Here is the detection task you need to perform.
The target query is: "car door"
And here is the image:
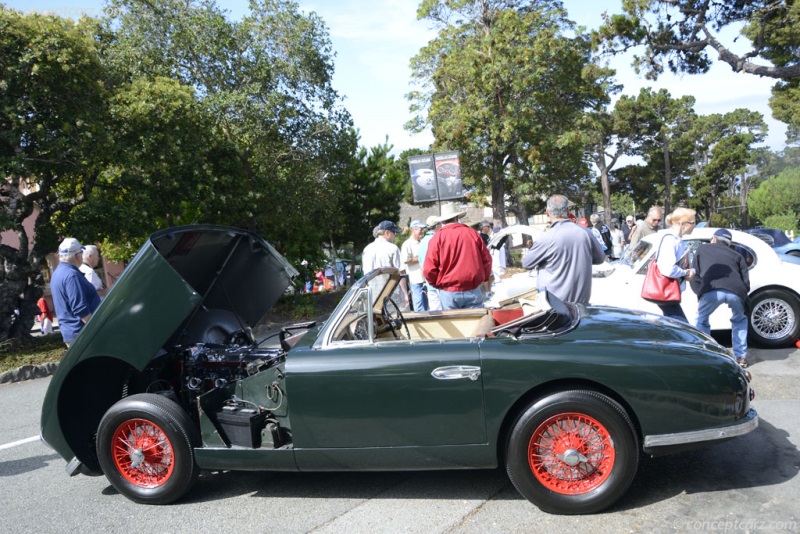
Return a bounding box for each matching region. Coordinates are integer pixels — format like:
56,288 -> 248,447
286,338 -> 486,452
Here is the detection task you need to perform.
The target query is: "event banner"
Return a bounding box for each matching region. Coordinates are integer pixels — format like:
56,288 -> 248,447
433,151 -> 463,201
407,152 -> 463,203
408,154 -> 438,203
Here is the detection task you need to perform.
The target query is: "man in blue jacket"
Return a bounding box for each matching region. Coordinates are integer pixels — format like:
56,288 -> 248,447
50,238 -> 102,347
690,229 -> 751,367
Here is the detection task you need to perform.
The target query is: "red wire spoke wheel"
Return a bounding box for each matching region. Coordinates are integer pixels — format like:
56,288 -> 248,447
506,390 -> 639,515
527,412 -> 615,494
111,418 -> 175,488
98,394 -> 201,504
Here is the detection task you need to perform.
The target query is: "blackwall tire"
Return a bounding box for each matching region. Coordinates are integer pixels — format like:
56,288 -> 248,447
97,393 -> 201,504
749,289 -> 800,348
506,390 -> 639,515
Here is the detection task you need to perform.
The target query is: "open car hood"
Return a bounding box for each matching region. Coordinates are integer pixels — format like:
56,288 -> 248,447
59,225 -> 298,372
149,225 -> 298,327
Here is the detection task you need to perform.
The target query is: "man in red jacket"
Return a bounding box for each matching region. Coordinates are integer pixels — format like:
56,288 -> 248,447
423,203 -> 492,310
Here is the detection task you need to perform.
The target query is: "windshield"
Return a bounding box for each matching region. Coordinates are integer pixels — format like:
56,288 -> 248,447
620,240 -> 653,267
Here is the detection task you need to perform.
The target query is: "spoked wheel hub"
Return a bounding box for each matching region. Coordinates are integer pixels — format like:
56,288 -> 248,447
528,412 -> 615,494
111,418 -> 175,488
752,298 -> 795,340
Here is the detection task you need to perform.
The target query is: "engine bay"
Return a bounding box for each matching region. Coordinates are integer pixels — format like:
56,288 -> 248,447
136,325 -> 306,450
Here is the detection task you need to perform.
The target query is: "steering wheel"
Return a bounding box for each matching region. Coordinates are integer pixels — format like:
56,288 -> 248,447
352,316 -> 369,341
381,296 -> 410,340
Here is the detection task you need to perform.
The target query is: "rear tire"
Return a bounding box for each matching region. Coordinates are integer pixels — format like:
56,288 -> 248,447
97,393 -> 201,504
749,289 -> 800,347
506,390 -> 639,515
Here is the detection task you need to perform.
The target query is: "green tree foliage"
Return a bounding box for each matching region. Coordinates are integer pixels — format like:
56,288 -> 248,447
0,8 -> 108,339
62,76 -> 244,261
595,1 -> 800,142
610,192 -> 637,219
612,88 -> 696,214
748,167 -> 800,230
407,0 -> 611,225
580,93 -> 647,224
763,214 -> 798,233
1,1 -> 357,339
103,0 -> 355,258
611,163 -> 664,217
687,110 -> 766,223
332,140 -> 406,278
596,1 -> 800,80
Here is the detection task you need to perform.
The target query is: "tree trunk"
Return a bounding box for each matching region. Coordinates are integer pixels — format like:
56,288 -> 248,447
516,195 -> 529,227
491,168 -> 507,227
597,142 -> 613,225
662,134 -> 672,216
740,172 -> 750,229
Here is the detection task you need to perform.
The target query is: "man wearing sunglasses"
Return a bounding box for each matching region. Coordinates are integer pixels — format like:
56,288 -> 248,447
628,206 -> 664,250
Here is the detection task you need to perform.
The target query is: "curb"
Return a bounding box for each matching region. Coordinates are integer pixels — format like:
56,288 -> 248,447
0,362 -> 59,384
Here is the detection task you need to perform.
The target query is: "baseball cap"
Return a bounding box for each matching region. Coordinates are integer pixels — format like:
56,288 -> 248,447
59,238 -> 82,258
626,215 -> 634,222
410,220 -> 426,229
713,228 -> 732,243
377,220 -> 401,233
577,218 -> 589,227
425,215 -> 439,227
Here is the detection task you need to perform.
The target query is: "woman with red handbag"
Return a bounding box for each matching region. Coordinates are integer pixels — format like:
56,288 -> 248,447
650,207 -> 697,322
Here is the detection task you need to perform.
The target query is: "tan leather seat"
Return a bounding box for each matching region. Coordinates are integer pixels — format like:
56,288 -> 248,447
471,313 -> 496,337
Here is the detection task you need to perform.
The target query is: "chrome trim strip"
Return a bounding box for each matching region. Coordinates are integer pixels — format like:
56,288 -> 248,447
644,409 -> 758,449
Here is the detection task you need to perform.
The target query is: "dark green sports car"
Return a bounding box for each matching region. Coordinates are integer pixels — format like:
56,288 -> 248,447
40,225 -> 757,514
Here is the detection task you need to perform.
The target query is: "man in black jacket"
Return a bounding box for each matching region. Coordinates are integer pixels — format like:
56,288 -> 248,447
690,229 -> 751,367
589,214 -> 613,258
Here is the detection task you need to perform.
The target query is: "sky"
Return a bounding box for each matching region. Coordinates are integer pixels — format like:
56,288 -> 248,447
7,0 -> 787,155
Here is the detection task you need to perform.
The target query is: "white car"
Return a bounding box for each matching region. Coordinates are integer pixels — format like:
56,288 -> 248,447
486,225 -> 800,347
591,227 -> 800,347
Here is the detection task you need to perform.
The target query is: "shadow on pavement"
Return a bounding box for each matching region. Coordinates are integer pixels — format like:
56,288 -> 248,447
142,414 -> 797,510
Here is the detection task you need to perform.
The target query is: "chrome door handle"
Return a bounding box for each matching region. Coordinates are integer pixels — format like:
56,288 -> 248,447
431,366 -> 482,381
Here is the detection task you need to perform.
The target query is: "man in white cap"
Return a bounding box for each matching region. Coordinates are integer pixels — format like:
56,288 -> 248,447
423,203 -> 492,310
401,220 -> 428,311
79,244 -> 104,292
362,220 -> 402,274
50,238 -> 102,346
622,215 -> 635,250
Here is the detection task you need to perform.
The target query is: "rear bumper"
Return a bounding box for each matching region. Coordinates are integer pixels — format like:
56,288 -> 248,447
643,408 -> 758,450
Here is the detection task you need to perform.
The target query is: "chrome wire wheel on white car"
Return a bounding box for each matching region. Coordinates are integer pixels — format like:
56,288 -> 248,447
749,289 -> 800,347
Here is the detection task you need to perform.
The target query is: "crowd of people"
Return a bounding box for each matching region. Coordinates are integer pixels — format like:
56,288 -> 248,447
354,195 -> 750,367
43,198 -> 751,368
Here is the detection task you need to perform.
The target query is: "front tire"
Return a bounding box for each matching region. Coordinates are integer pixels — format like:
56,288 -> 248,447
749,289 -> 800,347
506,390 -> 639,515
97,393 -> 201,504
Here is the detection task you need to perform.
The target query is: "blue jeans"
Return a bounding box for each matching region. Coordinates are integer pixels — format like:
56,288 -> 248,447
438,287 -> 484,310
409,282 -> 428,312
657,302 -> 688,323
697,290 -> 748,359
